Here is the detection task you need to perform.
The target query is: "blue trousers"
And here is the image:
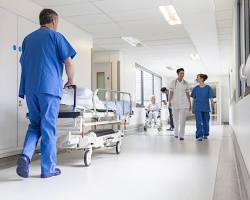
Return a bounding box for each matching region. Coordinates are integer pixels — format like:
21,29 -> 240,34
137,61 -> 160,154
22,93 -> 60,176
195,111 -> 210,139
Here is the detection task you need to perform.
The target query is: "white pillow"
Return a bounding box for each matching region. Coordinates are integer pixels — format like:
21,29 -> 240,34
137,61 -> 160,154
76,87 -> 93,99
61,87 -> 92,105
61,87 -> 106,109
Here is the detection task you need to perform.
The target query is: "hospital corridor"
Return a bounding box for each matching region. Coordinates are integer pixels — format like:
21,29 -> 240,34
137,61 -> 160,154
0,0 -> 250,200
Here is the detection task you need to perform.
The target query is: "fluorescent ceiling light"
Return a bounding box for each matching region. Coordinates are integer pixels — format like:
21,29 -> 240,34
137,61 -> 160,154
190,53 -> 200,61
165,66 -> 175,71
159,5 -> 182,25
121,36 -> 143,47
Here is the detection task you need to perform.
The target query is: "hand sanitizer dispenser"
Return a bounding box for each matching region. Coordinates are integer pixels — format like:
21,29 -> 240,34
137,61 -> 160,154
246,55 -> 250,86
240,54 -> 250,86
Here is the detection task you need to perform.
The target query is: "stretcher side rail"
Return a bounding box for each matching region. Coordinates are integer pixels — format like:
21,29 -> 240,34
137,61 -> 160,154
93,88 -> 133,117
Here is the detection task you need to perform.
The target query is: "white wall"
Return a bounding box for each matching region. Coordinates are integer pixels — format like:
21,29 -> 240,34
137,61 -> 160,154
161,75 -> 169,88
230,96 -> 250,173
229,0 -> 250,175
120,53 -> 145,126
119,53 -> 137,101
92,50 -> 120,90
0,0 -> 92,156
209,75 -> 230,123
0,0 -> 93,88
59,23 -> 92,88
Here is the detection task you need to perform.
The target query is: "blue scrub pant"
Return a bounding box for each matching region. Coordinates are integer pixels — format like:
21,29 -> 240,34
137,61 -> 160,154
22,93 -> 60,176
195,111 -> 210,139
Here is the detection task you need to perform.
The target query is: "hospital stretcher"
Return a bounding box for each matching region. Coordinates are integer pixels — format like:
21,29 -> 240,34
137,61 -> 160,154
57,85 -> 133,166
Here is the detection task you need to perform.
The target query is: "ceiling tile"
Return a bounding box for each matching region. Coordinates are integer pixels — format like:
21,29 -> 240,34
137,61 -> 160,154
93,0 -> 171,12
65,14 -> 112,26
143,38 -> 191,46
31,0 -> 233,76
50,2 -> 101,16
32,0 -> 88,7
117,19 -> 183,35
133,30 -> 189,40
107,8 -> 161,22
94,37 -> 124,45
80,23 -> 123,38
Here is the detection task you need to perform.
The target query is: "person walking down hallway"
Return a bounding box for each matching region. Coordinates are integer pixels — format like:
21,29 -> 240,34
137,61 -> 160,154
16,9 -> 76,178
169,68 -> 191,140
191,74 -> 213,141
161,87 -> 174,131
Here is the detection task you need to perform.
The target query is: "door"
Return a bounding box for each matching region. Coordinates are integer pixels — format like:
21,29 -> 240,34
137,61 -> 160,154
92,62 -> 112,90
17,17 -> 38,148
97,72 -> 105,100
92,62 -> 112,100
97,72 -> 105,89
0,8 -> 18,151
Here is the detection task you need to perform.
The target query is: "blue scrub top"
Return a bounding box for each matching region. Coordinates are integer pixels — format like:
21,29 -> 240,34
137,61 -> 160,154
19,27 -> 77,98
191,85 -> 213,112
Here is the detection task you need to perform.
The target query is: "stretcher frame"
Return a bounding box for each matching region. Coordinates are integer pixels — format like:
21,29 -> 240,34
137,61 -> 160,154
57,86 -> 133,166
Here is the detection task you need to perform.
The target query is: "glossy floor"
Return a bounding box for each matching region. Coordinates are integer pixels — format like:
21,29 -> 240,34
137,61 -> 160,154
0,125 -> 240,200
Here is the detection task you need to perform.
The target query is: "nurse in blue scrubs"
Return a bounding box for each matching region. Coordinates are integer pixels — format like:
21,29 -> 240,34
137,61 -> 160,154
191,74 -> 213,141
16,9 -> 76,178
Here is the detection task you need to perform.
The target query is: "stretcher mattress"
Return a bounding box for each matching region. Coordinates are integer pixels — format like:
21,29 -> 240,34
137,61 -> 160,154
60,87 -> 131,117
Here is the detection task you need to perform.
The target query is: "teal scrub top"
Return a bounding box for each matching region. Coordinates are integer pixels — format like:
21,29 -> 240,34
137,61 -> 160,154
19,27 -> 77,98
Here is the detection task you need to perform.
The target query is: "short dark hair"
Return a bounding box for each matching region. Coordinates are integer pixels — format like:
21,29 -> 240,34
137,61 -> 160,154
176,68 -> 184,74
39,9 -> 58,26
161,87 -> 167,92
198,74 -> 208,81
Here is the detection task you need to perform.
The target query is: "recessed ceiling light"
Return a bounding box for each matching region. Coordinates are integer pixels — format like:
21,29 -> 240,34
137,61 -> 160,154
190,53 -> 200,61
121,37 -> 143,47
159,5 -> 182,25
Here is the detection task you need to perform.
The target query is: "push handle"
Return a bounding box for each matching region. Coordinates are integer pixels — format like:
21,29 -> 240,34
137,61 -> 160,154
65,85 -> 77,109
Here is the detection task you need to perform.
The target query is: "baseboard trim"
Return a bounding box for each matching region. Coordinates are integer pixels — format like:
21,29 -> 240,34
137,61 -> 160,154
231,127 -> 250,200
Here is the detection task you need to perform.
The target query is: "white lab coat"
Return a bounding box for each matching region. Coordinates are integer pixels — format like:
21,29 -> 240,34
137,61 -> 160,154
169,79 -> 190,138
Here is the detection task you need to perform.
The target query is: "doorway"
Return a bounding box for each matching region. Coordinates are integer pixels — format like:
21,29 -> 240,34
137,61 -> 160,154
187,82 -> 220,124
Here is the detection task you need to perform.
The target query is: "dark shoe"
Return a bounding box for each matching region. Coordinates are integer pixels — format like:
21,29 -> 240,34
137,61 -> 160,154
179,138 -> 184,141
203,136 -> 208,140
174,136 -> 178,138
166,128 -> 174,131
197,137 -> 203,141
16,154 -> 30,178
41,168 -> 61,178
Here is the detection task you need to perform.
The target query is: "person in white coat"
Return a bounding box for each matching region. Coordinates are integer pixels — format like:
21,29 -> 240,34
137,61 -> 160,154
169,68 -> 191,140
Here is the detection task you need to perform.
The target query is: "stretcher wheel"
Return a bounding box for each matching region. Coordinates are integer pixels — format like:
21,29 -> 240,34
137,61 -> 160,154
115,141 -> 121,154
83,149 -> 92,167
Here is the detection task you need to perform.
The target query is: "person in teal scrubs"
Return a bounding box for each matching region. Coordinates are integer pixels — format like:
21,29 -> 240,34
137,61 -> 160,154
191,74 -> 213,141
16,9 -> 76,178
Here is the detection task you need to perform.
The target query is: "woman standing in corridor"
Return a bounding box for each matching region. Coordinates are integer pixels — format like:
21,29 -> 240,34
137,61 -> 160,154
191,74 -> 214,141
